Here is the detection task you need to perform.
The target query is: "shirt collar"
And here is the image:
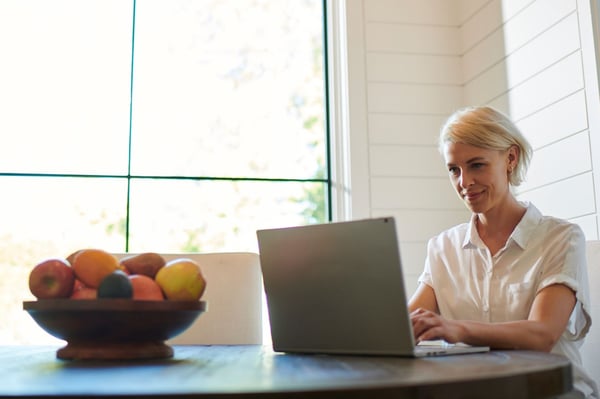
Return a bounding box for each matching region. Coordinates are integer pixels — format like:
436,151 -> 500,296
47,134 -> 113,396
463,214 -> 482,249
510,201 -> 542,249
462,201 -> 541,250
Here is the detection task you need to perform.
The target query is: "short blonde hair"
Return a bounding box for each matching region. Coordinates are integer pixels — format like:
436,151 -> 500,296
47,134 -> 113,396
439,106 -> 532,186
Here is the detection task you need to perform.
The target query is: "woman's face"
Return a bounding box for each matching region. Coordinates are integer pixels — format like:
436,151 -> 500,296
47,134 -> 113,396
443,142 -> 516,215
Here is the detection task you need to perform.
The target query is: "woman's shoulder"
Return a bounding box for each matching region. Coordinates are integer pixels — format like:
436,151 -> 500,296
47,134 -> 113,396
519,209 -> 586,260
536,211 -> 585,239
523,202 -> 585,240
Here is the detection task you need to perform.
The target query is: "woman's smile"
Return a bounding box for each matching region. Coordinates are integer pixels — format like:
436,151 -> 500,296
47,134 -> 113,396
462,189 -> 484,203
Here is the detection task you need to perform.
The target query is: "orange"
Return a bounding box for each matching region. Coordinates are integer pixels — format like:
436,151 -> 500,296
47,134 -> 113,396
71,249 -> 119,288
65,249 -> 83,265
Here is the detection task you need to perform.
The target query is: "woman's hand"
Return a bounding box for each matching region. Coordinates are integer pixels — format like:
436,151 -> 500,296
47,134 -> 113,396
410,308 -> 465,344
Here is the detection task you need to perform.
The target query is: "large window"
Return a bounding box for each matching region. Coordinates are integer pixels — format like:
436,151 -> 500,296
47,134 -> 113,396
0,0 -> 328,343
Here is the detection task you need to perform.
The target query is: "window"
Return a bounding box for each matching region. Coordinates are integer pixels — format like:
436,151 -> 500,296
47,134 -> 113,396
0,0 -> 328,343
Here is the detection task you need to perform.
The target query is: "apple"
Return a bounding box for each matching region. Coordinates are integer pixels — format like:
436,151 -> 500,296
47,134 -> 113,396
155,258 -> 206,301
28,258 -> 75,299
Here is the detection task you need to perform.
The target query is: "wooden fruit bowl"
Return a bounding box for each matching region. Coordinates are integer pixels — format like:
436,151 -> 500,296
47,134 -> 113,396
23,299 -> 207,360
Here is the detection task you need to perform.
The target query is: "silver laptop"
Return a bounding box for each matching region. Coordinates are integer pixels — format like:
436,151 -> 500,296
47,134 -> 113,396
257,217 -> 489,357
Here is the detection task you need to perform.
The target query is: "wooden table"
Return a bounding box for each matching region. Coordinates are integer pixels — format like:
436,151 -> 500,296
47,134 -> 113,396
0,345 -> 572,398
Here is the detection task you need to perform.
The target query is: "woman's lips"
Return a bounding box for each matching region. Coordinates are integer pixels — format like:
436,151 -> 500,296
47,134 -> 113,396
463,190 -> 482,202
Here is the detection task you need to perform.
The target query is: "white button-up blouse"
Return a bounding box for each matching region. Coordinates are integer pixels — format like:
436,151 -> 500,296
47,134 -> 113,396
418,202 -> 597,397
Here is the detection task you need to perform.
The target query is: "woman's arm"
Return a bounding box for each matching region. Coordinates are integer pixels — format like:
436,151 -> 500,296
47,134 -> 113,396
408,283 -> 438,314
410,283 -> 576,352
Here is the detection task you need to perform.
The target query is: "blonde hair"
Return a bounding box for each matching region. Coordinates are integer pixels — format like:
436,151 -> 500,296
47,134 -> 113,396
439,106 -> 532,186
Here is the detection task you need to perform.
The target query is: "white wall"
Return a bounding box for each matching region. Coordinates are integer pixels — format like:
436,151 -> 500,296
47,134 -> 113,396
339,0 -> 600,294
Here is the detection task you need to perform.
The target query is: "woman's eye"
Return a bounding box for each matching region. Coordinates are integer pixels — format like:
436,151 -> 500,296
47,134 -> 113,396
471,163 -> 484,169
448,167 -> 459,176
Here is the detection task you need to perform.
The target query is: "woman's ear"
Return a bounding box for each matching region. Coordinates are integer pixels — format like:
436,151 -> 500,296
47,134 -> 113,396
507,145 -> 519,168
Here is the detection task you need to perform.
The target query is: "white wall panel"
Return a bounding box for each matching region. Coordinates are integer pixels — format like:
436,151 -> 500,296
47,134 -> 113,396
464,62 -> 509,105
460,0 -> 535,52
517,172 -> 596,219
501,0 -> 575,54
462,0 -> 576,82
490,51 -> 584,120
403,274 -> 421,300
399,241 -> 428,294
460,0 -> 504,52
503,12 -> 580,87
366,23 -> 460,54
516,90 -> 588,150
367,53 -> 461,84
464,12 -> 581,104
365,0 -> 459,25
369,114 -> 445,145
371,177 -> 463,210
522,131 -> 592,190
499,0 -> 536,22
368,83 -> 462,114
372,209 -> 470,243
572,214 -> 599,241
578,0 -> 600,241
370,145 -> 447,177
457,0 -> 492,25
462,29 -> 506,82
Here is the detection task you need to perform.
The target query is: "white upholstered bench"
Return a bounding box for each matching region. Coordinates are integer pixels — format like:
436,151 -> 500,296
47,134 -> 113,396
582,241 -> 600,387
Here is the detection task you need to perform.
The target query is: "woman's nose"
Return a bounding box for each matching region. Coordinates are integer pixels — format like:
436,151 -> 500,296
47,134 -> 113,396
459,171 -> 472,188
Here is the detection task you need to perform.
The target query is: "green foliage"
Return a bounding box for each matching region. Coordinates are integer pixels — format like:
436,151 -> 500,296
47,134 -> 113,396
294,184 -> 326,224
181,229 -> 203,253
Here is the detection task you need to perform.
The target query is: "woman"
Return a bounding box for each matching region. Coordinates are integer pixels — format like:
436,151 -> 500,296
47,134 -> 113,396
409,106 -> 597,398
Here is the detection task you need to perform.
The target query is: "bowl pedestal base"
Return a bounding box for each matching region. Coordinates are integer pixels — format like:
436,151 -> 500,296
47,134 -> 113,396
57,341 -> 174,360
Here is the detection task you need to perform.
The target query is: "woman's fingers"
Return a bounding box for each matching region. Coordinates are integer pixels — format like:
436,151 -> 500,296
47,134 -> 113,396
410,308 -> 463,343
410,308 -> 439,340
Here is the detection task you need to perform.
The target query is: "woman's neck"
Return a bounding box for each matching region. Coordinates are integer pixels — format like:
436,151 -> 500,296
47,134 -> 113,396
476,197 -> 527,255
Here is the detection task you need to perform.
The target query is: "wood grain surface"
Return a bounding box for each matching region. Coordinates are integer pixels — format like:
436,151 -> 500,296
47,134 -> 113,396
0,345 -> 572,398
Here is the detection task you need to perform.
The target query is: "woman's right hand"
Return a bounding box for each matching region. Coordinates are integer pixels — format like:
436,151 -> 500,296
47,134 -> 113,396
410,307 -> 465,344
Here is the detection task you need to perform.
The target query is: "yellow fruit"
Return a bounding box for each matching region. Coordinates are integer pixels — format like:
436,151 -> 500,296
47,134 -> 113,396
155,258 -> 206,301
71,249 -> 119,288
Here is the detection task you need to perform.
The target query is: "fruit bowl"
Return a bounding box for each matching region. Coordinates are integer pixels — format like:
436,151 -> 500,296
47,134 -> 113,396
23,299 -> 207,360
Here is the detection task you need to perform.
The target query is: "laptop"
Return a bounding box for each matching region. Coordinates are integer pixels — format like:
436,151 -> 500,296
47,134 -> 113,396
256,217 -> 489,357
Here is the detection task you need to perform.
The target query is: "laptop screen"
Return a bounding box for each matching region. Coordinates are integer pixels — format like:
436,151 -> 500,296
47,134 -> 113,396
257,217 -> 417,356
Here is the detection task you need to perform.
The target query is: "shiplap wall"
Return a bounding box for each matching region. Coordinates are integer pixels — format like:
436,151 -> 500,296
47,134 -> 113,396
343,0 -> 600,295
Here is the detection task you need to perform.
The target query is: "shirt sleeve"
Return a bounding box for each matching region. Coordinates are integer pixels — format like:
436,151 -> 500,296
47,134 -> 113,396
417,238 -> 434,288
537,223 -> 592,341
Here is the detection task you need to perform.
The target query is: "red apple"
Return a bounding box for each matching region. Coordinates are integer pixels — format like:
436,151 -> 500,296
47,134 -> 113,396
28,258 -> 75,299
